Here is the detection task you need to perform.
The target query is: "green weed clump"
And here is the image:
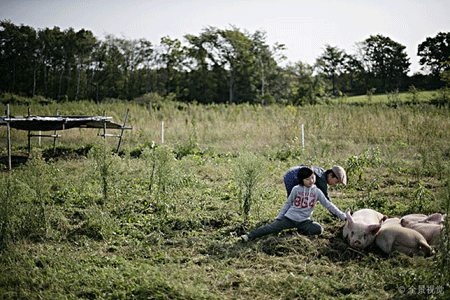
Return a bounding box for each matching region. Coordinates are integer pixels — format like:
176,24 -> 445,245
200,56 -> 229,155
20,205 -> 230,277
0,174 -> 20,249
142,144 -> 177,213
436,179 -> 450,293
344,147 -> 381,187
233,151 -> 266,222
0,150 -> 53,249
89,143 -> 115,203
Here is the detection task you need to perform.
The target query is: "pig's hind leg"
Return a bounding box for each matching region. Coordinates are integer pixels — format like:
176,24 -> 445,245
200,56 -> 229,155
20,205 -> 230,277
375,233 -> 394,254
392,239 -> 432,256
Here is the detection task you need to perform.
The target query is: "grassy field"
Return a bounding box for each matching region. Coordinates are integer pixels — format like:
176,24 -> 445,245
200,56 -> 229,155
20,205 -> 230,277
1,91 -> 450,299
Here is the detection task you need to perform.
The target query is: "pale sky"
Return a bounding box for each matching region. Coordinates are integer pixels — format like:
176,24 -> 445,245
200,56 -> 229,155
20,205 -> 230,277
1,0 -> 449,74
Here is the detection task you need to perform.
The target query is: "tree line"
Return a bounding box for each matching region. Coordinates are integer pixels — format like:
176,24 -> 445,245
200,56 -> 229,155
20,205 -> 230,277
1,20 -> 449,105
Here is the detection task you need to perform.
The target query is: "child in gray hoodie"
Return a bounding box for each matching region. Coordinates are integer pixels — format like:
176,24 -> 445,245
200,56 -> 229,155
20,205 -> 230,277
241,166 -> 346,242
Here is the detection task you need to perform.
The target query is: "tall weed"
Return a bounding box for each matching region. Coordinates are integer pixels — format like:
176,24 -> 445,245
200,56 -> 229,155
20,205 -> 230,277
21,149 -> 54,202
438,179 -> 450,286
344,147 -> 381,186
17,149 -> 54,240
233,151 -> 266,221
142,144 -> 176,213
0,150 -> 52,249
410,184 -> 437,213
89,143 -> 119,203
430,86 -> 450,108
0,174 -> 20,249
407,85 -> 421,102
173,119 -> 202,159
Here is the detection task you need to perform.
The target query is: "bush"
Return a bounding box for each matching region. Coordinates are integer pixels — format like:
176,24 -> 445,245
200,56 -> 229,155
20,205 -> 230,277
0,174 -> 20,249
344,147 -> 381,186
233,151 -> 266,221
0,166 -> 49,249
142,144 -> 176,213
88,143 -> 123,203
430,87 -> 450,108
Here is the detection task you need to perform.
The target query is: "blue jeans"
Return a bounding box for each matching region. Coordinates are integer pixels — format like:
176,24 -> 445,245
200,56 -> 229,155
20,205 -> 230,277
247,217 -> 323,240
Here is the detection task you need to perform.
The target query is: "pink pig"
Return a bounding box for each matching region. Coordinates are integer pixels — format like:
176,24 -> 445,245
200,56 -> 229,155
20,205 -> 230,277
376,218 -> 432,256
400,213 -> 444,224
343,208 -> 387,249
400,213 -> 445,245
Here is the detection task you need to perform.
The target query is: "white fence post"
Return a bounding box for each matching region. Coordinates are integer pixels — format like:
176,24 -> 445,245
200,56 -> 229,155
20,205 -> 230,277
301,124 -> 304,150
6,104 -> 11,170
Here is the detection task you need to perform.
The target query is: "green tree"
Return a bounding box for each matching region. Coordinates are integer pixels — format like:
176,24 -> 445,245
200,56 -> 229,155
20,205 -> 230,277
73,29 -> 97,101
282,61 -> 323,105
418,32 -> 450,76
0,21 -> 38,96
316,44 -> 346,96
357,34 -> 410,92
206,26 -> 246,104
157,36 -> 187,97
197,26 -> 256,104
186,25 -> 281,104
184,32 -> 221,103
38,26 -> 66,99
252,30 -> 285,104
97,35 -> 126,99
98,36 -> 154,100
341,53 -> 366,94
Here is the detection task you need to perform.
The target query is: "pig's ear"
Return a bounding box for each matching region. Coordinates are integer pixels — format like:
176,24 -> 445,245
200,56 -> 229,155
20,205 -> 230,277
422,213 -> 443,223
400,218 -> 406,226
345,208 -> 353,225
368,224 -> 381,235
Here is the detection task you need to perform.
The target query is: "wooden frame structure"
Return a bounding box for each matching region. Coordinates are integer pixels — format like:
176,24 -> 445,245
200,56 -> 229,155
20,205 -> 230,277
1,104 -> 132,170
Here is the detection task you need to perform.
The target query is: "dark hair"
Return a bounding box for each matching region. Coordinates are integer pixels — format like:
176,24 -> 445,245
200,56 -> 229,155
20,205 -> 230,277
297,166 -> 314,185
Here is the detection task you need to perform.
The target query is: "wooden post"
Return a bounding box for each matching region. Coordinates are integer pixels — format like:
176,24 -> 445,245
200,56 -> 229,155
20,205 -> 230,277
102,110 -> 107,141
27,107 -> 31,155
6,104 -> 11,170
116,109 -> 129,154
53,109 -> 58,153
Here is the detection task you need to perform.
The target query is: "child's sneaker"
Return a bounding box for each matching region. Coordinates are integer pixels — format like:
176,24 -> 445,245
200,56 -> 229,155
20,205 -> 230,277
240,234 -> 249,242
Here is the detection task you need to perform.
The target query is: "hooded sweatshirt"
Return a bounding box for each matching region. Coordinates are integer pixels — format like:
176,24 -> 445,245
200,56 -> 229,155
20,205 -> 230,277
276,184 -> 346,222
284,165 -> 330,200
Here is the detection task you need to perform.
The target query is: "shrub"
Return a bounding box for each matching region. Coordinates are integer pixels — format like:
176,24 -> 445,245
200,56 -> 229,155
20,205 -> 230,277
430,86 -> 450,108
173,119 -> 202,159
0,163 -> 49,249
344,147 -> 381,186
233,151 -> 266,221
271,137 -> 304,161
142,144 -> 176,213
0,174 -> 20,250
88,143 -> 120,203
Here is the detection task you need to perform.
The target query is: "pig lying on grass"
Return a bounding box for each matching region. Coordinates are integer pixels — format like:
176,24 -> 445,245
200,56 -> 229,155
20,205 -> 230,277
376,218 -> 432,256
343,209 -> 435,256
400,213 -> 445,246
400,213 -> 445,225
343,208 -> 387,249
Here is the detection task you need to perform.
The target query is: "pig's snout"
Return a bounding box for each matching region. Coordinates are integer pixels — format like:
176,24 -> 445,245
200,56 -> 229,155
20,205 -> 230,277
352,240 -> 362,247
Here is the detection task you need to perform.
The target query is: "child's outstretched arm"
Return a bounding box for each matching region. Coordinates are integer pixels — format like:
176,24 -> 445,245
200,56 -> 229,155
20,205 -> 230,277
318,191 -> 346,221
